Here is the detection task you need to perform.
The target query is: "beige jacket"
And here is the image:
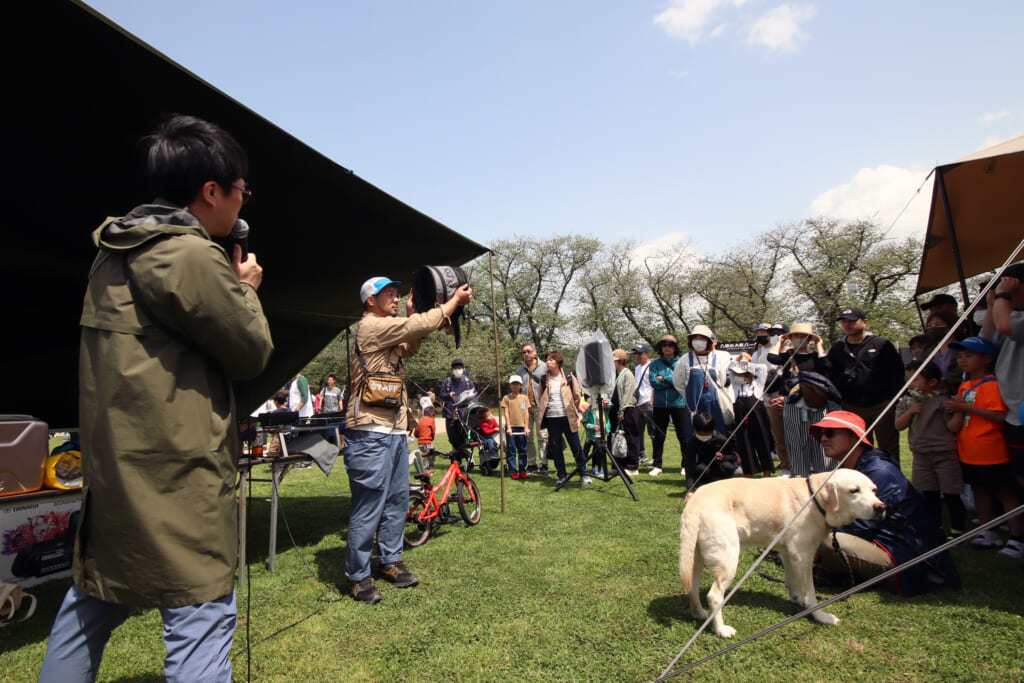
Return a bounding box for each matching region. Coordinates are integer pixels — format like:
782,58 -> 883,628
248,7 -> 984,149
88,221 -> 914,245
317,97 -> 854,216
346,308 -> 448,431
528,369 -> 582,432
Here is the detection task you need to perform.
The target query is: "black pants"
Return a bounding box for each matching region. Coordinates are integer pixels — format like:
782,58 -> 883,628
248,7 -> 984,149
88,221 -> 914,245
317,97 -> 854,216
652,406 -> 687,469
610,406 -> 642,470
446,417 -> 468,450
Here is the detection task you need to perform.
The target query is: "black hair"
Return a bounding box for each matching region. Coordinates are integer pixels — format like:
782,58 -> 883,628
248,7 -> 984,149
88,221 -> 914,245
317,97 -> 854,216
906,360 -> 943,382
693,412 -> 715,433
327,373 -> 338,381
273,391 -> 288,405
908,335 -> 929,348
143,114 -> 248,206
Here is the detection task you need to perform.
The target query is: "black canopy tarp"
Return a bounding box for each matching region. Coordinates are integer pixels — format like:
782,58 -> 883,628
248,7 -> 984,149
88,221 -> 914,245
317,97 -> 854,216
4,0 -> 487,427
916,135 -> 1024,300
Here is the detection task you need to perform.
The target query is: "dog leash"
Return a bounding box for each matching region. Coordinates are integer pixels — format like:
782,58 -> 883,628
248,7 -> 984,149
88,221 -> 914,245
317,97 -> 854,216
805,477 -> 857,592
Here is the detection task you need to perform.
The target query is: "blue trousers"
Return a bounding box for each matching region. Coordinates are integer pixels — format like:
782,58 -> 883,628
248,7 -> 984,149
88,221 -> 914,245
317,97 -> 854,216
38,584 -> 235,683
343,429 -> 409,581
506,428 -> 527,473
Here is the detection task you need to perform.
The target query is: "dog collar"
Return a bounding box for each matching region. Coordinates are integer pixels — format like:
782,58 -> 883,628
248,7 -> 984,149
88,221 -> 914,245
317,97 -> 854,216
806,477 -> 831,526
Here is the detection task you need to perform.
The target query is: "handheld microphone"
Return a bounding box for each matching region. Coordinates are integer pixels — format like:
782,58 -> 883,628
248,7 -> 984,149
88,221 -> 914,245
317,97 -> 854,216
231,218 -> 250,261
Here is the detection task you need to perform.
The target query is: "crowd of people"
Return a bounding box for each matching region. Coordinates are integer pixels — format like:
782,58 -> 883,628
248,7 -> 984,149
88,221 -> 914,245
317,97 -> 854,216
417,282 -> 1022,597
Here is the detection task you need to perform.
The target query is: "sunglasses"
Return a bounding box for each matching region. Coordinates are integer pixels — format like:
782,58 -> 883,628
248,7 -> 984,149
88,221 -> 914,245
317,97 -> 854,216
819,428 -> 848,438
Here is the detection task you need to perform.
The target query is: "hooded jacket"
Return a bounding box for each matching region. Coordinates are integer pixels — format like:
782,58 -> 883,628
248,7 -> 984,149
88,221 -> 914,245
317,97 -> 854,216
74,203 -> 274,607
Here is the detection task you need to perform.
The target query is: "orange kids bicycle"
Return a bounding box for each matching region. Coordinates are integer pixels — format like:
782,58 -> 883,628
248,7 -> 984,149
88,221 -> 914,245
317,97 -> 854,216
404,449 -> 482,547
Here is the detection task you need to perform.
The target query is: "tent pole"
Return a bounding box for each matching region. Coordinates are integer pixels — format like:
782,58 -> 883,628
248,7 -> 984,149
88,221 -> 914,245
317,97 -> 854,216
489,250 -> 505,514
936,171 -> 972,305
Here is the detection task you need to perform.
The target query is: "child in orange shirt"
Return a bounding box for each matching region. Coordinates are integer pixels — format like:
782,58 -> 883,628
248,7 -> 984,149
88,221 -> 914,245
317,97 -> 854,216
414,406 -> 436,471
945,337 -> 1023,557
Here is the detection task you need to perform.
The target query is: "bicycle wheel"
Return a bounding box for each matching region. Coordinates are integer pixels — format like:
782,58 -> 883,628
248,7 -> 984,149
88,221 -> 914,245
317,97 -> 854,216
404,490 -> 432,548
456,478 -> 482,526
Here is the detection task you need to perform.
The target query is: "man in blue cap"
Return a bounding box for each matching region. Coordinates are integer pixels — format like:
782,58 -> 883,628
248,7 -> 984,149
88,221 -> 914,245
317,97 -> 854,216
344,275 -> 471,603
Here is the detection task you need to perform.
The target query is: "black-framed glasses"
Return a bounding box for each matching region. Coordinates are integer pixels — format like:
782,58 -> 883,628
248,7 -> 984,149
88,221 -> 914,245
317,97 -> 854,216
231,182 -> 252,205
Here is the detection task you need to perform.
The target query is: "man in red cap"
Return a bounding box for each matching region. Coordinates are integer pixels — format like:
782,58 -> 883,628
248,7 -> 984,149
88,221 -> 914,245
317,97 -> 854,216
810,411 -> 959,597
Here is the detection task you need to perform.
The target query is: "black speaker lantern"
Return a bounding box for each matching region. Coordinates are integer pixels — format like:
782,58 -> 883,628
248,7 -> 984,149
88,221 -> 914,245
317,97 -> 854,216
411,265 -> 469,347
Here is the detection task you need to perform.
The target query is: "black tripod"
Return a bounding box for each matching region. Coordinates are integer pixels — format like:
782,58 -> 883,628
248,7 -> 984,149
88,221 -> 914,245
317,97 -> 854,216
553,392 -> 639,501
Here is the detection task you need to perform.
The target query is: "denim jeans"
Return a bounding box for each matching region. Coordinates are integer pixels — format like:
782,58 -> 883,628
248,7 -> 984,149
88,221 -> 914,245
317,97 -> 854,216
544,416 -> 586,477
39,585 -> 235,683
506,428 -> 527,472
343,429 -> 409,581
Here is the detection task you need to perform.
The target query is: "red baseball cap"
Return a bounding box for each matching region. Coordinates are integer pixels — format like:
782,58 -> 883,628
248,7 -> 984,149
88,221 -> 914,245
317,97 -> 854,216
809,410 -> 873,447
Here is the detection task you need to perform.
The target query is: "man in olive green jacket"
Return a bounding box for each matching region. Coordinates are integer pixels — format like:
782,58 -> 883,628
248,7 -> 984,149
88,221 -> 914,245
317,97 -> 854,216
40,115 -> 273,683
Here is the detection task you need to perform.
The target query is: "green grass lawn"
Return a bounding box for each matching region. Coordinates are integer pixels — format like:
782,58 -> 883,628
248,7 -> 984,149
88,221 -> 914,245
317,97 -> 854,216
4,431 -> 1023,682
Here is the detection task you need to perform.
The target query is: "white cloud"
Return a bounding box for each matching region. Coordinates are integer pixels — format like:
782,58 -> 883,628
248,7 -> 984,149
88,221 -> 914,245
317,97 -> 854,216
745,4 -> 817,51
979,110 -> 1011,125
653,0 -> 748,45
810,164 -> 933,240
631,231 -> 696,262
979,132 -> 1023,151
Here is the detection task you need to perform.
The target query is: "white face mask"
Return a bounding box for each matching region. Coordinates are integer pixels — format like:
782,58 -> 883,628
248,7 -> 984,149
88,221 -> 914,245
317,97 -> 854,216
691,340 -> 708,353
695,433 -> 712,442
973,310 -> 987,327
770,334 -> 781,345
453,368 -> 464,379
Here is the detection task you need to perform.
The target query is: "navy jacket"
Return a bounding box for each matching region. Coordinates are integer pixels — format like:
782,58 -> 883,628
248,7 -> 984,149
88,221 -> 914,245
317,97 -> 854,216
842,449 -> 961,597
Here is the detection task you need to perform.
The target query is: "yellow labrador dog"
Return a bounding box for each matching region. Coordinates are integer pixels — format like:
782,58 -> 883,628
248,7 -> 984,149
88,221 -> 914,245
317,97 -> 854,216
679,470 -> 885,638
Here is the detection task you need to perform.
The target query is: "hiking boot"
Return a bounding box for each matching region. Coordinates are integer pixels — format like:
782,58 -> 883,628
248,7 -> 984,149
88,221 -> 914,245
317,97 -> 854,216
997,539 -> 1024,559
348,577 -> 382,603
649,467 -> 663,477
379,561 -> 419,588
970,530 -> 1003,548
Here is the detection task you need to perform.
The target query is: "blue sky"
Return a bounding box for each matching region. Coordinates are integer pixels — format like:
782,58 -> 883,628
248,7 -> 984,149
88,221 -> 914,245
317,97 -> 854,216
85,1 -> 1024,254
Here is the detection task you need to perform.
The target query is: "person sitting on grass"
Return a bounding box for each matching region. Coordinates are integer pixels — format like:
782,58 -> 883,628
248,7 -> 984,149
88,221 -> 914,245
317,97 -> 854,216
683,412 -> 738,500
944,336 -> 1024,559
811,411 -> 961,597
894,361 -> 965,537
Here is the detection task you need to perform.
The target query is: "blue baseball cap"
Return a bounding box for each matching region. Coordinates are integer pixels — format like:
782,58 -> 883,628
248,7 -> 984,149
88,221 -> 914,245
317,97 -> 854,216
755,323 -> 770,331
948,336 -> 999,357
360,276 -> 402,303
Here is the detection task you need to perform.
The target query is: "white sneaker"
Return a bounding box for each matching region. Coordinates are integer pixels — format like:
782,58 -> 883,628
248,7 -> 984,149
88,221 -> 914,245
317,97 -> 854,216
624,469 -> 639,477
777,469 -> 793,478
997,539 -> 1024,559
970,530 -> 1003,548
649,467 -> 662,477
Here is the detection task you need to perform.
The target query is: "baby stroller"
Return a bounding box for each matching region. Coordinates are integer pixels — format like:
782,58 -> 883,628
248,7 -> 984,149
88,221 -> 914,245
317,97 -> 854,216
448,397 -> 501,475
